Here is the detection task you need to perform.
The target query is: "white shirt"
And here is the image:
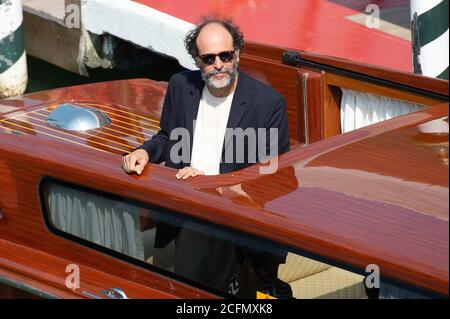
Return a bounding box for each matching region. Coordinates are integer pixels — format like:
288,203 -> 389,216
190,86 -> 234,175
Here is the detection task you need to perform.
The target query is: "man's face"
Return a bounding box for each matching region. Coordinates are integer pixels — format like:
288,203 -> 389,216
196,23 -> 239,90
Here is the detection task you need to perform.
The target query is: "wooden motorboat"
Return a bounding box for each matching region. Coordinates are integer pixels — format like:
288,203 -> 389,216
0,42 -> 448,299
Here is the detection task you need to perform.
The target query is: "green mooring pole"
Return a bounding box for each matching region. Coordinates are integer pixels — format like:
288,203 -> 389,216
0,0 -> 28,98
411,0 -> 449,80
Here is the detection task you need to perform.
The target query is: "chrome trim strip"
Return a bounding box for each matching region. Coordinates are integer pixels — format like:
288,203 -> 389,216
81,291 -> 103,299
303,73 -> 310,145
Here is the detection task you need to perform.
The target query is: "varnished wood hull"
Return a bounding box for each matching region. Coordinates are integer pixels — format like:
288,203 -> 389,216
0,43 -> 448,298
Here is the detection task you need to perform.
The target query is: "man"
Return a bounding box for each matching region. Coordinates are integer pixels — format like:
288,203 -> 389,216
122,18 -> 290,295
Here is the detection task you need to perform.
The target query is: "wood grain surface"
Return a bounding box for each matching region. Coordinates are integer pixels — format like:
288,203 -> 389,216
0,51 -> 448,298
0,78 -> 447,296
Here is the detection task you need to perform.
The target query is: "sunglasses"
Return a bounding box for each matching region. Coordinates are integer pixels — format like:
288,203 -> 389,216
198,51 -> 235,65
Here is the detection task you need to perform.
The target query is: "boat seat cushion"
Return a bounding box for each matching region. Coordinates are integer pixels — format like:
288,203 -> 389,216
278,252 -> 367,299
289,266 -> 367,299
278,253 -> 332,283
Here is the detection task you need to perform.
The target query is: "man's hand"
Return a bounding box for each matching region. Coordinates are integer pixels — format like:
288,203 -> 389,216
176,167 -> 205,180
122,149 -> 150,175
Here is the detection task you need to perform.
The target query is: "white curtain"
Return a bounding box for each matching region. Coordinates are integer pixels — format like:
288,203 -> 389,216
340,88 -> 426,133
48,184 -> 145,261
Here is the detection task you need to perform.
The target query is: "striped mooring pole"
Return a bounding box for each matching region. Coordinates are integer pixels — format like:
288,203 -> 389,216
0,0 -> 28,98
411,0 -> 449,80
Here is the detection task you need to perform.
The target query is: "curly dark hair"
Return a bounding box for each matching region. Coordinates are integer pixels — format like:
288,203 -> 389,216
184,18 -> 245,59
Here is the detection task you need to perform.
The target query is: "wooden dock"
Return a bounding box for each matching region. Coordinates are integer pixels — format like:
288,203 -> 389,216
23,0 -> 83,74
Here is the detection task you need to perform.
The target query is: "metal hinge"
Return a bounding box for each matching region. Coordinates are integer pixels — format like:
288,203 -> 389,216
81,287 -> 129,299
282,50 -> 302,67
100,287 -> 129,299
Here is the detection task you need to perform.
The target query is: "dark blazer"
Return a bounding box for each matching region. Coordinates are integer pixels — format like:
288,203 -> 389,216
139,70 -> 290,173
138,70 -> 291,291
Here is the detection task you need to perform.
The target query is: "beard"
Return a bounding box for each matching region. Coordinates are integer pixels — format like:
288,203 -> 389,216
201,61 -> 239,89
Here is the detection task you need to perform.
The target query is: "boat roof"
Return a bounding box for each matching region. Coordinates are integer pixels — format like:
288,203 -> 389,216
133,0 -> 412,71
0,79 -> 448,295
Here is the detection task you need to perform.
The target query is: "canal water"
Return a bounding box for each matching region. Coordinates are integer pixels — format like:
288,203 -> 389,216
25,54 -> 185,94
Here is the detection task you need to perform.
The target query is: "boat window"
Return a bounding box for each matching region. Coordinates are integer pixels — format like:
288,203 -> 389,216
40,179 -> 433,299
